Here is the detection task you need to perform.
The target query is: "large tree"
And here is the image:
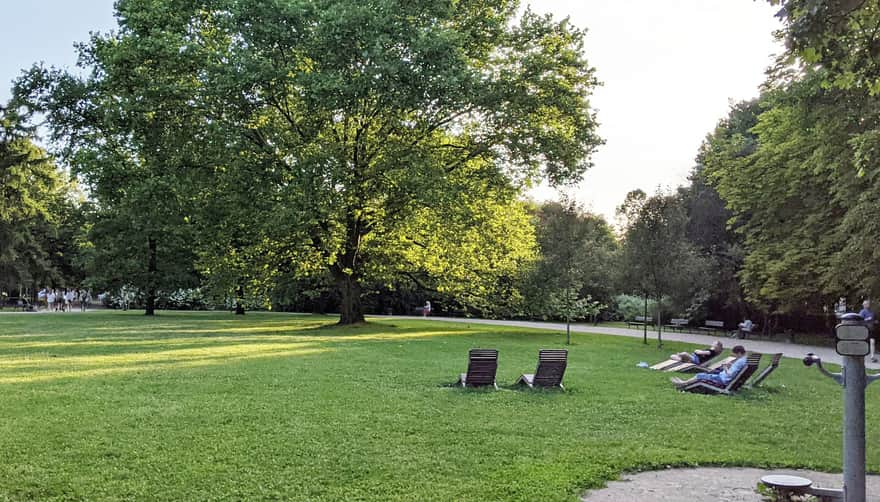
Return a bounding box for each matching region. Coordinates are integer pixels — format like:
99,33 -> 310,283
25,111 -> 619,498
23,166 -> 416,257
522,199 -> 615,341
618,190 -> 702,346
129,0 -> 603,323
15,5 -> 208,314
0,105 -> 74,294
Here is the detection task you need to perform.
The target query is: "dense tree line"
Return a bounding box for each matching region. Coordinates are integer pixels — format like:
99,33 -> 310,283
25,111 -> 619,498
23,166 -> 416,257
4,0 -> 878,337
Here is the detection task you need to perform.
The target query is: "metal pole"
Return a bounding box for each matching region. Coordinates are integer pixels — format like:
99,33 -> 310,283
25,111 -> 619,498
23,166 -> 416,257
843,356 -> 866,502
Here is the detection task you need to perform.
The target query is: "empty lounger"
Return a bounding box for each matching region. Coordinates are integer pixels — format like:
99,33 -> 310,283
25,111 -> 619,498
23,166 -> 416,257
516,349 -> 568,389
456,349 -> 499,389
749,352 -> 782,388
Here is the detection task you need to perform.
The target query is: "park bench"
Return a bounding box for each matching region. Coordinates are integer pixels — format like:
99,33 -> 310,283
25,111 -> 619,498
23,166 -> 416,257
2,297 -> 32,311
664,318 -> 689,332
456,349 -> 499,389
626,316 -> 653,328
733,323 -> 760,339
698,320 -> 725,333
515,349 -> 567,390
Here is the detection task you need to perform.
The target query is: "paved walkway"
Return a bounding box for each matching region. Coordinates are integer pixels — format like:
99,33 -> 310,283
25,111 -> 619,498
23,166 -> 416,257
580,467 -> 880,501
381,316 -> 880,370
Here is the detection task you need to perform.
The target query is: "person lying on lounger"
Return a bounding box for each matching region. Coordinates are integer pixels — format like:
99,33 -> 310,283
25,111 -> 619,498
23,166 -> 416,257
670,345 -> 746,387
670,340 -> 723,365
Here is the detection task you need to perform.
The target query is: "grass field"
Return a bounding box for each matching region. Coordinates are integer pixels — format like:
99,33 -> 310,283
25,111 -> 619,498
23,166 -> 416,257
0,311 -> 876,501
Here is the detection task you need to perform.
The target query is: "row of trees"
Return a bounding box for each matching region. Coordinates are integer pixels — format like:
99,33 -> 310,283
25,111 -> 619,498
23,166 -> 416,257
5,0 -> 878,337
4,0 -> 602,322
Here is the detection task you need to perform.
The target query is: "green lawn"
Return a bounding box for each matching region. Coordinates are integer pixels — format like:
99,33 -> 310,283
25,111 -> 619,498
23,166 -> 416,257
0,311 -> 875,501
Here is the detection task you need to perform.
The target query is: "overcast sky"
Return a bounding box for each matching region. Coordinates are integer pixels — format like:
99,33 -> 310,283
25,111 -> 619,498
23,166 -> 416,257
0,1 -> 782,222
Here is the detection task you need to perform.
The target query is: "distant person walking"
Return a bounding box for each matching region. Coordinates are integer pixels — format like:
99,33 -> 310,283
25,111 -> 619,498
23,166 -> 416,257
860,300 -> 876,362
37,287 -> 47,312
423,300 -> 431,318
47,290 -> 56,312
737,319 -> 753,339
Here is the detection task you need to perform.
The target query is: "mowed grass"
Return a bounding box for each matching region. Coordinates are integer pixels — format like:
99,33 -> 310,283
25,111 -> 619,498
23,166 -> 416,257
0,312 -> 876,501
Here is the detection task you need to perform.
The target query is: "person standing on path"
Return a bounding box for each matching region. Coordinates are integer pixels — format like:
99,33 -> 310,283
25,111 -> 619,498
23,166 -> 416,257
423,300 -> 431,318
859,299 -> 876,362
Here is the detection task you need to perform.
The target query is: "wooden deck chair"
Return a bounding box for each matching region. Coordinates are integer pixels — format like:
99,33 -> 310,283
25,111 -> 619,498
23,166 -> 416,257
650,358 -> 687,371
672,355 -> 737,373
515,349 -> 568,389
748,352 -> 782,388
651,354 -> 732,373
676,353 -> 762,395
456,349 -> 499,389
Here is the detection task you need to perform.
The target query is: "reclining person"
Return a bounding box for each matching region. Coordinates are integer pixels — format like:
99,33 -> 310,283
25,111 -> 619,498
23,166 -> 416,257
671,345 -> 747,387
670,340 -> 723,365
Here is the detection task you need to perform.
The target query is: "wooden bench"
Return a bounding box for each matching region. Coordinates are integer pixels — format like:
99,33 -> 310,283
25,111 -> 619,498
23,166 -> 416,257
698,320 -> 725,333
2,298 -> 32,312
626,316 -> 653,328
664,318 -> 689,332
733,323 -> 760,339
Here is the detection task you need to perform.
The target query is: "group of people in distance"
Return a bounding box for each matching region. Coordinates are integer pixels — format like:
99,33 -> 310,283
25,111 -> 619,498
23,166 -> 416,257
668,340 -> 748,388
36,287 -> 92,312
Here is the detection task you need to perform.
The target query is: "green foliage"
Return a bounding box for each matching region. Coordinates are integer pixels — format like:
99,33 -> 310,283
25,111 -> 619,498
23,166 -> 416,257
617,190 -> 704,316
612,294 -> 657,321
63,0 -> 602,323
702,71 -> 880,314
769,0 -> 880,94
0,105 -> 77,291
0,312 -> 875,500
522,200 -> 617,320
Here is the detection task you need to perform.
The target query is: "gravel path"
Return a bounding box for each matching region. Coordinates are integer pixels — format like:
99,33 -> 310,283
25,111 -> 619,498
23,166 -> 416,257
580,468 -> 880,501
382,315 -> 880,370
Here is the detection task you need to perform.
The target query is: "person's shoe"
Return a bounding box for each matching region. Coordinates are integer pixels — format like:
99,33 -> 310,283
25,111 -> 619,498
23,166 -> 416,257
670,377 -> 685,385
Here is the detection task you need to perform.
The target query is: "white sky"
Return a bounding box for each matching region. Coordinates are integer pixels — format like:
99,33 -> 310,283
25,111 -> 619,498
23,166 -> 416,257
0,1 -> 782,222
528,1 -> 783,221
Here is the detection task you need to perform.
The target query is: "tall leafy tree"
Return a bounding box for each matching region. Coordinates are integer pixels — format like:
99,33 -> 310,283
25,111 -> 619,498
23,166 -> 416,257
160,0 -> 603,324
0,105 -> 73,294
618,190 -> 701,346
15,4 -> 206,314
523,199 -> 615,342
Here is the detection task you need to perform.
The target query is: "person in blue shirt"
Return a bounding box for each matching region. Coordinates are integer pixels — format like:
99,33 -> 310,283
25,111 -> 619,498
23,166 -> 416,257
859,299 -> 874,325
860,300 -> 876,362
671,345 -> 747,387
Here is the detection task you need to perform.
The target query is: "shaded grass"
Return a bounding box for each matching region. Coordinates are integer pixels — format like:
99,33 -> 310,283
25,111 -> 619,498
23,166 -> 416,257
0,311 -> 875,501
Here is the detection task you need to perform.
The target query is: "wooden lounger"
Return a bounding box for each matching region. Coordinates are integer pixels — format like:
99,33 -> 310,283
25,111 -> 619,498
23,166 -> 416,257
676,353 -> 762,395
748,352 -> 782,388
515,349 -> 567,389
456,349 -> 499,389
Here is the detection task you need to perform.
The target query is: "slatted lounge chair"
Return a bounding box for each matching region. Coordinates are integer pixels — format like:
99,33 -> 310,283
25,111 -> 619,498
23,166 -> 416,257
675,353 -> 762,395
748,352 -> 782,388
651,354 -> 734,373
515,349 -> 568,389
670,355 -> 737,373
456,349 -> 499,389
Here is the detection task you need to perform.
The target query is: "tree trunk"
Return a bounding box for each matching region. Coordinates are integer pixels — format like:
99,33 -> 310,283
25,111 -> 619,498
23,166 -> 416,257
335,267 -> 365,325
235,284 -> 245,315
656,295 -> 662,348
643,293 -> 648,344
566,316 -> 571,345
145,236 -> 157,316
